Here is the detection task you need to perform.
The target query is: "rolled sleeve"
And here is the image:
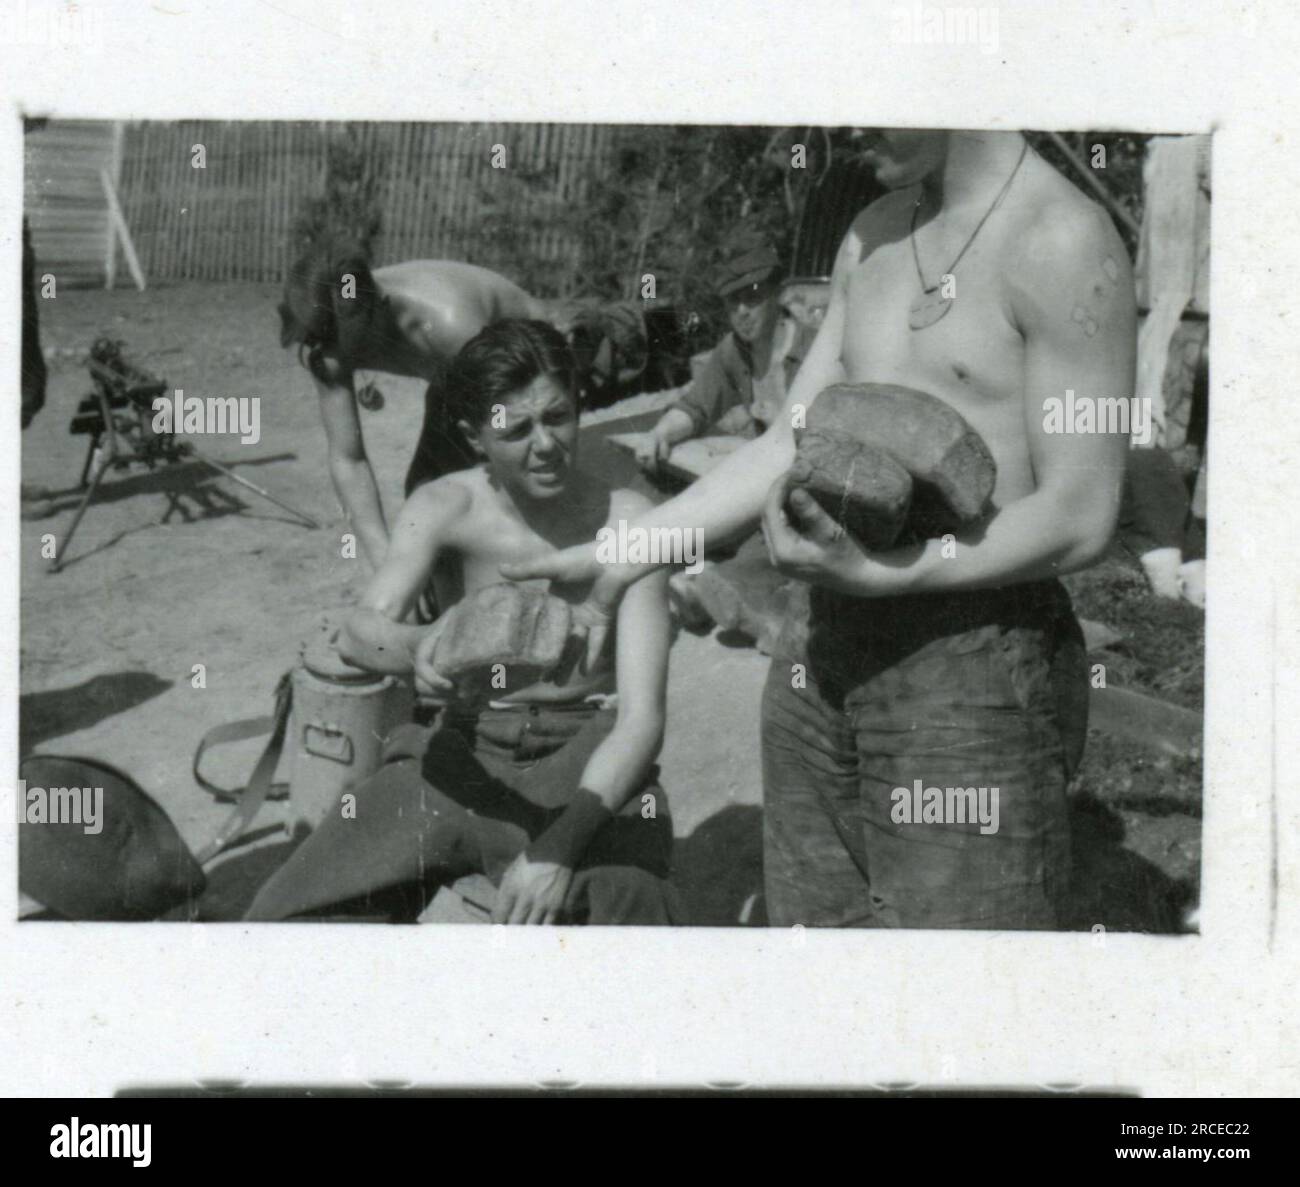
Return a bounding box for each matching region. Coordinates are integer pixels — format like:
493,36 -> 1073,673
669,335 -> 747,435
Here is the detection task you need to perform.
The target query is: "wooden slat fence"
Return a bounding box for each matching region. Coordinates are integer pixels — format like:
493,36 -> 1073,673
108,120 -> 617,293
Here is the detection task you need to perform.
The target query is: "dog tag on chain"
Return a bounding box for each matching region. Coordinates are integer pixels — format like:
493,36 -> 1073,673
908,286 -> 953,330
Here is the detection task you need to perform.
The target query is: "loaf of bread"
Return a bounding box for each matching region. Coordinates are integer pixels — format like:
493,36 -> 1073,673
788,431 -> 913,550
806,383 -> 997,535
432,583 -> 572,698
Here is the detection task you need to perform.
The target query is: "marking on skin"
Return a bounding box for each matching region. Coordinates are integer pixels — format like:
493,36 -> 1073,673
1073,255 -> 1120,336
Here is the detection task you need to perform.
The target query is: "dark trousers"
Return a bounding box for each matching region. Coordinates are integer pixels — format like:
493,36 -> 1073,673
246,703 -> 680,924
760,581 -> 1087,930
404,377 -> 476,497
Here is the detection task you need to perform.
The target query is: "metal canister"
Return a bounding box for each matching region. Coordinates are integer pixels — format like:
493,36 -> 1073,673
287,636 -> 413,833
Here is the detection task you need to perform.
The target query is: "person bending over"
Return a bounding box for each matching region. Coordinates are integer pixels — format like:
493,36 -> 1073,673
246,319 -> 679,925
506,130 -> 1136,931
278,236 -> 544,568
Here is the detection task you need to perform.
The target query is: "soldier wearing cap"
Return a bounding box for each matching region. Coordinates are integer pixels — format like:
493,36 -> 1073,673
635,226 -> 812,472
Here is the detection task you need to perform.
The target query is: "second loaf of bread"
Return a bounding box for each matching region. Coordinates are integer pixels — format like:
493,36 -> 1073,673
432,583 -> 572,697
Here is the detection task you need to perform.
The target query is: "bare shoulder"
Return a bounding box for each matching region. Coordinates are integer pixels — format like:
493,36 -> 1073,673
1007,170 -> 1135,332
393,468 -> 479,539
375,260 -> 497,309
1012,165 -> 1133,287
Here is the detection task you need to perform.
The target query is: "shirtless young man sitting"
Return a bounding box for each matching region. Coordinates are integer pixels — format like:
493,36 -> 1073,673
279,239 -> 545,568
247,319 -> 678,925
508,130 -> 1137,929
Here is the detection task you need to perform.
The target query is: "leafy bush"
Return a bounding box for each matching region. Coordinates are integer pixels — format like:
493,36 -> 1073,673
288,125 -> 386,262
288,124 -> 1154,346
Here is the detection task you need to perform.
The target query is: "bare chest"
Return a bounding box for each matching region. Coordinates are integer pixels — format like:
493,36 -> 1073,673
456,506 -> 601,607
839,233 -> 1039,502
842,234 -> 1024,411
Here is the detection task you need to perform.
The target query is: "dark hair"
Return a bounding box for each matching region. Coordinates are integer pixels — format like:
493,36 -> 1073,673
277,235 -> 378,383
445,319 -> 578,429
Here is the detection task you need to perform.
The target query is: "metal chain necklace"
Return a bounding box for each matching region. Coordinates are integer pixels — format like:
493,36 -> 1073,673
907,139 -> 1029,331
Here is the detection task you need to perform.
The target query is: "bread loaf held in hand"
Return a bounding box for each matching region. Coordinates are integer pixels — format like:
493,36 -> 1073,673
798,383 -> 998,540
787,433 -> 913,550
432,583 -> 572,700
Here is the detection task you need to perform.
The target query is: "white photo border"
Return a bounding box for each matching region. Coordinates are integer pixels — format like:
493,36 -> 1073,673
1,0 -> 1296,1096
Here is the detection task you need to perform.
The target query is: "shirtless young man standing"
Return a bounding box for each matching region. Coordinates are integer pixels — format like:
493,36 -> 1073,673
508,130 -> 1137,929
279,240 -> 544,568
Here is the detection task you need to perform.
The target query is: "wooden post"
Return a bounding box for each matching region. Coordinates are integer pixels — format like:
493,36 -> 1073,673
100,167 -> 146,291
105,121 -> 124,288
1133,135 -> 1202,449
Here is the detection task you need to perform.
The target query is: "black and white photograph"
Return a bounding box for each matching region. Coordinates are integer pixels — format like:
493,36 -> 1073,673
17,118 -> 1209,931
2,0 -> 1296,1116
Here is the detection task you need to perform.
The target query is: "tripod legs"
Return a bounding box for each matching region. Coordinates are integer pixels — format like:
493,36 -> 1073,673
77,433 -> 101,489
186,448 -> 321,529
48,452 -> 114,573
47,443 -> 321,574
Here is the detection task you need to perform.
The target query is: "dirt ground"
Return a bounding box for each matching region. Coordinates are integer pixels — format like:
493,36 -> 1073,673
20,280 -> 1200,929
20,280 -> 769,923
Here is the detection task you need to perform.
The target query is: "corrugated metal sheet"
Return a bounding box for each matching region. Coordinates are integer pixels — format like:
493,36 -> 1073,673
790,156 -> 885,279
24,120 -> 121,289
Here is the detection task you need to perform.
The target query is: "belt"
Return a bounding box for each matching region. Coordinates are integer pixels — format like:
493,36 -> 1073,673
444,691 -> 618,721
481,692 -> 617,714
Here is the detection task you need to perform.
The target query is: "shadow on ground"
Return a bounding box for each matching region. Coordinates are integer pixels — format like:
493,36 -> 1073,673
670,804 -> 766,926
1062,792 -> 1197,933
25,452 -> 318,569
20,671 -> 173,756
22,451 -> 301,517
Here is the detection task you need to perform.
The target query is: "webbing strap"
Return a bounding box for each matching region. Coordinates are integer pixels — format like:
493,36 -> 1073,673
194,674 -> 293,866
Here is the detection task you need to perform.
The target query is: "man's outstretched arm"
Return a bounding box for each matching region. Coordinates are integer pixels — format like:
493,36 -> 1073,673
501,225 -> 858,649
